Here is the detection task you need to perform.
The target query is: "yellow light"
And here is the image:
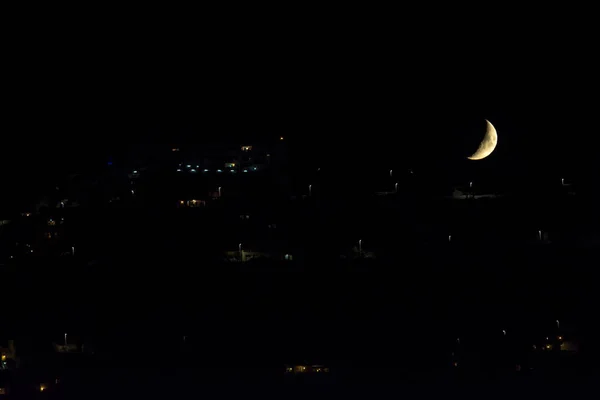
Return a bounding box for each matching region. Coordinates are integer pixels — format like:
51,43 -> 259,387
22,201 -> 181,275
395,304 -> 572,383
280,136 -> 284,140
40,384 -> 46,392
1,355 -> 5,361
558,336 -> 563,340
546,344 -> 552,349
231,163 -> 235,167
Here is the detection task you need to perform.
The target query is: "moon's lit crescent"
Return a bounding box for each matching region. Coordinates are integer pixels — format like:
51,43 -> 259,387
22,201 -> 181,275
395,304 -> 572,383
467,120 -> 498,160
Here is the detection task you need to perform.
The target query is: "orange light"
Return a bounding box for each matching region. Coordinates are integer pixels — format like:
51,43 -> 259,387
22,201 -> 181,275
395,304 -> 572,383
1,355 -> 6,361
40,384 -> 46,392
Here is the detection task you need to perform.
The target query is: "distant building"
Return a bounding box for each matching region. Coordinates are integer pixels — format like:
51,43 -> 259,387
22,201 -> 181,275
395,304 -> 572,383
178,199 -> 206,208
0,340 -> 17,369
53,343 -> 80,353
224,249 -> 269,262
285,364 -> 330,374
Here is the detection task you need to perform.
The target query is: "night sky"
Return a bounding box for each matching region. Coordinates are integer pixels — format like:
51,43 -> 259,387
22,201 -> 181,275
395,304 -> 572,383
3,28 -> 597,191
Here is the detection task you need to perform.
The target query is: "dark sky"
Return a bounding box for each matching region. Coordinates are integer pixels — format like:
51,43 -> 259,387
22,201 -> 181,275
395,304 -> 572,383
2,22 -> 597,186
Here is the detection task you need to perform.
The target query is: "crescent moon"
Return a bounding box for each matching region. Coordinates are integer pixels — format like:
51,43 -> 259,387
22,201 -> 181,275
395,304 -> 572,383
467,120 -> 498,160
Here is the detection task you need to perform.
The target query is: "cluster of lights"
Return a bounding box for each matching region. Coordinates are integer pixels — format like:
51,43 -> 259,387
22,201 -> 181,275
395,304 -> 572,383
177,165 -> 259,173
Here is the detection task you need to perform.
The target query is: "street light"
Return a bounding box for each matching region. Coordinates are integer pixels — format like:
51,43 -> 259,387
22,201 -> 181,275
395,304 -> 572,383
395,182 -> 398,193
239,243 -> 243,261
309,184 -> 312,196
556,320 -> 560,329
502,330 -> 507,336
64,333 -> 68,346
389,169 -> 393,177
358,239 -> 362,255
218,187 -> 222,197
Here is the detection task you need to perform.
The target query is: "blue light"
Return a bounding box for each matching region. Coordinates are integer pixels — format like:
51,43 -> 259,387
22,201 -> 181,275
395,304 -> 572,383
177,169 -> 182,172
203,169 -> 209,172
107,161 -> 113,166
217,169 -> 222,173
253,167 -> 257,170
243,169 -> 248,173
191,169 -> 197,172
186,165 -> 191,168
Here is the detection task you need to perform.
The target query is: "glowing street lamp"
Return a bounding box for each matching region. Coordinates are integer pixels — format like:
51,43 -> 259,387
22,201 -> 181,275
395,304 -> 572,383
556,320 -> 560,329
218,187 -> 222,197
389,169 -> 393,177
395,182 -> 398,193
502,330 -> 507,336
358,239 -> 362,255
309,184 -> 312,196
64,333 -> 68,346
